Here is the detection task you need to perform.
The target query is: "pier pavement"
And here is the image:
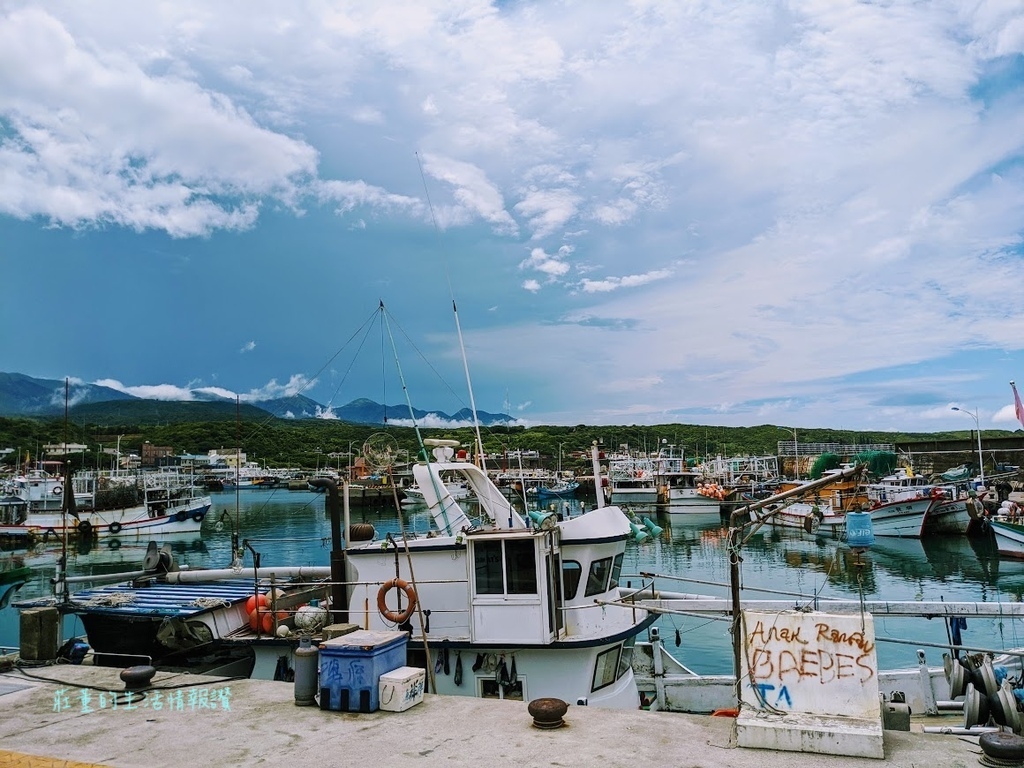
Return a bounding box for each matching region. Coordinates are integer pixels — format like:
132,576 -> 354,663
0,664 -> 984,767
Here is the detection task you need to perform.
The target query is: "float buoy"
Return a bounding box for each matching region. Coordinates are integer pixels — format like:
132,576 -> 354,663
377,578 -> 418,624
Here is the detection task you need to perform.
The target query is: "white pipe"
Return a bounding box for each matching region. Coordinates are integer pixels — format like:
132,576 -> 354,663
62,570 -> 148,585
591,441 -> 605,509
165,567 -> 332,583
344,479 -> 351,547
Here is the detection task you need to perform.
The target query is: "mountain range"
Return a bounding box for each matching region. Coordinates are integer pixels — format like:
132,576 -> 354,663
0,373 -> 513,427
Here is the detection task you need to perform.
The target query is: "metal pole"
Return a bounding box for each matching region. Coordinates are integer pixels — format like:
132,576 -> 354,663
309,477 -> 348,624
975,409 -> 985,486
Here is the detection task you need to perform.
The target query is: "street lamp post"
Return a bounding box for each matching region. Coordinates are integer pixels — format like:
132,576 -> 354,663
951,406 -> 985,487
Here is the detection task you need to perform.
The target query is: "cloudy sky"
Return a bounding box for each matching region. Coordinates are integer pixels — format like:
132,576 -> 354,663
2,1 -> 1023,432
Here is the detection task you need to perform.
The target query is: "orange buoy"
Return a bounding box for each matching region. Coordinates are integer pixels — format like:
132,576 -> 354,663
245,593 -> 268,614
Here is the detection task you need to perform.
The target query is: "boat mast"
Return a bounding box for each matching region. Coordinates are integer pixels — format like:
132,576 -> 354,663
451,299 -> 487,472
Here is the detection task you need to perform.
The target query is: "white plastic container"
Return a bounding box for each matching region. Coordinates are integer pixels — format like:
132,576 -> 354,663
378,666 -> 426,712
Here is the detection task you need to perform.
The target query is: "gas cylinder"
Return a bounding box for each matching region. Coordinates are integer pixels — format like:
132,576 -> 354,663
294,636 -> 319,707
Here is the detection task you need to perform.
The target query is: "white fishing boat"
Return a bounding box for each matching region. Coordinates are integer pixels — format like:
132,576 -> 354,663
343,440 -> 654,708
400,477 -> 473,504
865,466 -> 935,503
607,456 -> 658,504
652,445 -> 722,514
989,515 -> 1024,559
865,495 -> 938,538
926,488 -> 981,536
755,499 -> 845,534
0,468 -> 210,540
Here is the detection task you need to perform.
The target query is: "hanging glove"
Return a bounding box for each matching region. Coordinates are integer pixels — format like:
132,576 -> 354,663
454,652 -> 463,687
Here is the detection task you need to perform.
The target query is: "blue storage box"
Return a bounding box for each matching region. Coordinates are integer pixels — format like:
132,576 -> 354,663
318,629 -> 408,713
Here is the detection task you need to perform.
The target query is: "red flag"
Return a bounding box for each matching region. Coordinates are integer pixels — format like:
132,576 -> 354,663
1013,381 -> 1024,430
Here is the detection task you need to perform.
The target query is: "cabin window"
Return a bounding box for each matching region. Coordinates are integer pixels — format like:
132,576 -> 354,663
584,557 -> 613,597
609,553 -> 624,591
617,635 -> 635,680
474,539 -> 538,595
505,539 -> 538,595
591,645 -> 621,692
562,560 -> 582,600
474,540 -> 504,595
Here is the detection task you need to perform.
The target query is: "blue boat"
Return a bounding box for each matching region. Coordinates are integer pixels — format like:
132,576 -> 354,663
534,480 -> 580,499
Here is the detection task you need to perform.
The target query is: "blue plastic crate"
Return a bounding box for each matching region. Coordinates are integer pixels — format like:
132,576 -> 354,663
318,629 -> 408,713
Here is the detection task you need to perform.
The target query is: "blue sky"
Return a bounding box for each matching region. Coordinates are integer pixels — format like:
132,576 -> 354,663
2,2 -> 1024,432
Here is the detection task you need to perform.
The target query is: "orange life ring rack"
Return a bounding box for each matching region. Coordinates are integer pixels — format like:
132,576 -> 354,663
377,578 -> 418,624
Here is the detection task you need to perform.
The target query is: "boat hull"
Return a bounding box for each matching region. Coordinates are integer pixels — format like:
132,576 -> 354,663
990,519 -> 1024,558
925,498 -> 973,535
868,497 -> 935,538
609,488 -> 658,504
662,492 -> 721,514
0,496 -> 211,539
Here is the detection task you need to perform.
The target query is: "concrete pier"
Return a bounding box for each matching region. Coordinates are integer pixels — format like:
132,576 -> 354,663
0,664 -> 984,767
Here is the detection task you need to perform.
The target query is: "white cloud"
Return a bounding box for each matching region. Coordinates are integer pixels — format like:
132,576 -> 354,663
95,379 -> 196,401
421,153 -> 518,235
0,8 -> 318,237
246,374 -> 316,400
580,268 -> 673,293
240,341 -> 256,353
519,246 -> 572,280
92,374 -> 315,403
514,188 -> 580,240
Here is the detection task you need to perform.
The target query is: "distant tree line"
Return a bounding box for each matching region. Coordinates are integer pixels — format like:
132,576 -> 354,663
1,414 -> 1014,474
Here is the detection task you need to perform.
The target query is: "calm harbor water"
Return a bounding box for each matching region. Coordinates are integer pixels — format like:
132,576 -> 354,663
3,489 -> 1023,676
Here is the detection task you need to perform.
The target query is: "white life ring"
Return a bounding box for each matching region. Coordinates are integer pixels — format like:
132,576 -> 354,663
52,485 -> 63,496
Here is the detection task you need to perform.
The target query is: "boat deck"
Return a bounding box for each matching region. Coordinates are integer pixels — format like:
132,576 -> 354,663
18,581 -> 258,617
0,662 -> 992,767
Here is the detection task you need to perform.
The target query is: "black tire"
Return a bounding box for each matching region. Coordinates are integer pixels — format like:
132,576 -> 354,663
108,538 -> 121,550
108,521 -> 122,535
191,511 -> 206,523
77,521 -> 92,538
175,510 -> 188,522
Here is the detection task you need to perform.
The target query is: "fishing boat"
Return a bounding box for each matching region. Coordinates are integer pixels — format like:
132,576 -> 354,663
17,543 -> 332,677
532,479 -> 581,499
527,445 -> 580,500
989,514 -> 1024,559
0,468 -> 210,540
400,477 -> 473,504
864,495 -> 939,538
652,444 -> 722,514
607,456 -> 658,504
925,484 -> 982,536
342,439 -> 655,708
755,499 -> 845,534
